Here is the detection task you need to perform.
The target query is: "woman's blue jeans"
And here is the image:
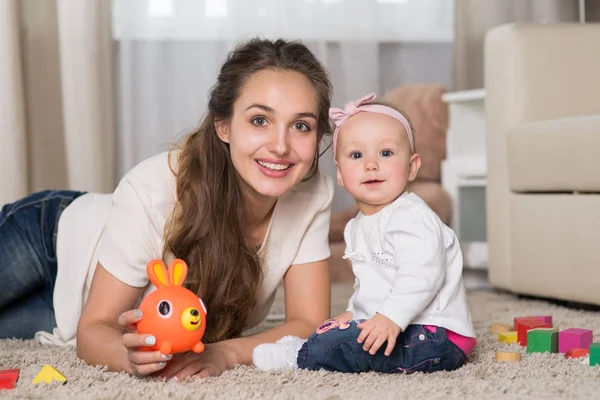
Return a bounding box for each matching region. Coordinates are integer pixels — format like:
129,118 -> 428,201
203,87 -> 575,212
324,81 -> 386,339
0,190 -> 85,339
297,321 -> 467,373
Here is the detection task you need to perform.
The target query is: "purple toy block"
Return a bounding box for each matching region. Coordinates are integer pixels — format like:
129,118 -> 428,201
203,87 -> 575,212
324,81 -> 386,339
558,328 -> 593,353
538,316 -> 553,326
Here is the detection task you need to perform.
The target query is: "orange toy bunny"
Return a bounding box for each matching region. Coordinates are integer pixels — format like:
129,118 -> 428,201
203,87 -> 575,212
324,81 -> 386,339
136,258 -> 207,355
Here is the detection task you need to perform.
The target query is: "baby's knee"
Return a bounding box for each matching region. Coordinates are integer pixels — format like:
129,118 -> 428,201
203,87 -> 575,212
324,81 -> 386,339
297,322 -> 363,371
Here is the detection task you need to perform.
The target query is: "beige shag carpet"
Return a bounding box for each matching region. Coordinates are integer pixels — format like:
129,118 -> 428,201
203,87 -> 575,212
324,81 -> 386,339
2,284 -> 600,399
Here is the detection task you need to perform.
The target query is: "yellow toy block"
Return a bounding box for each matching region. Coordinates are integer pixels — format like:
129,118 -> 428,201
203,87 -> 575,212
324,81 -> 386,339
495,351 -> 521,362
491,323 -> 513,334
32,364 -> 67,385
498,331 -> 518,344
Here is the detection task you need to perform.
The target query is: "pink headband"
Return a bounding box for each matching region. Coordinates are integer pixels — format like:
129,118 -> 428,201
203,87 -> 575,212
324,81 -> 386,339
329,93 -> 414,157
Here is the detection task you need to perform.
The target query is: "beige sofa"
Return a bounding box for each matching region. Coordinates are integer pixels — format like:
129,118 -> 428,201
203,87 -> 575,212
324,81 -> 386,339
485,23 -> 600,305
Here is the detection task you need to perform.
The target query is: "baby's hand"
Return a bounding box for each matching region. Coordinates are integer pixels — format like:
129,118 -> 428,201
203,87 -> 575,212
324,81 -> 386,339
357,313 -> 401,356
332,311 -> 353,323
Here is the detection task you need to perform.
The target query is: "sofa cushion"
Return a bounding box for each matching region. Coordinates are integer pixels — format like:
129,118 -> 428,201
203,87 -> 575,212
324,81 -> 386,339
507,115 -> 600,192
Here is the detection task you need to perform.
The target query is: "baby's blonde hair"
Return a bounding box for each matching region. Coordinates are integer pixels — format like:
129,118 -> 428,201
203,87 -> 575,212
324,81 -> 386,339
363,98 -> 417,153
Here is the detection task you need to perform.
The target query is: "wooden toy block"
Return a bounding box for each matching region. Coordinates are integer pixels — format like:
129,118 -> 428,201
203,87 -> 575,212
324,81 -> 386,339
517,320 -> 551,346
565,348 -> 590,359
491,323 -> 513,334
527,328 -> 558,353
0,369 -> 19,382
590,343 -> 600,366
514,317 -> 545,337
514,316 -> 553,329
495,351 -> 521,362
558,328 -> 593,353
32,365 -> 67,385
0,369 -> 19,390
0,379 -> 16,390
498,331 -> 518,344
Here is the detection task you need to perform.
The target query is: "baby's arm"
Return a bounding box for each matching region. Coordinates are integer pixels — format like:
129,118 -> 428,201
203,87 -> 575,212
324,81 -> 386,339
337,219 -> 357,321
376,208 -> 446,332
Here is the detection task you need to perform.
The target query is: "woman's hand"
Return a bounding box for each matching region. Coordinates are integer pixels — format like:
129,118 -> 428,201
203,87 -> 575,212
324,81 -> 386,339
154,341 -> 238,381
117,310 -> 173,376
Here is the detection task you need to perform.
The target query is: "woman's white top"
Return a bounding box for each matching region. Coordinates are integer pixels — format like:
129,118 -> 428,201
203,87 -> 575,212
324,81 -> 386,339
36,151 -> 333,345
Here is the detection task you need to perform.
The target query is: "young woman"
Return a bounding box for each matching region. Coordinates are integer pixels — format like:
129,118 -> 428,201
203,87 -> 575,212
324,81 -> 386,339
0,38 -> 334,380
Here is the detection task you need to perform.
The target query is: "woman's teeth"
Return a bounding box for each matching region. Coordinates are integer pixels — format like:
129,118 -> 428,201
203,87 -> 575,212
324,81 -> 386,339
257,161 -> 291,171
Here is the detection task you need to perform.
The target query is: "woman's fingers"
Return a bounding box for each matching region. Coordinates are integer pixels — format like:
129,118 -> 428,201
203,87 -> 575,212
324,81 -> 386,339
153,355 -> 188,379
174,363 -> 218,381
118,309 -> 143,331
129,349 -> 171,366
131,360 -> 168,377
122,332 -> 157,349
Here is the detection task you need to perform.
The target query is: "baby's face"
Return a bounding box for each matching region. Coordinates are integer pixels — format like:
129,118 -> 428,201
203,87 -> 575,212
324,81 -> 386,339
335,112 -> 420,215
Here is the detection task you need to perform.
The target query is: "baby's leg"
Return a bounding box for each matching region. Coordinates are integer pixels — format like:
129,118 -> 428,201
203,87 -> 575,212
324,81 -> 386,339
297,320 -> 391,373
297,323 -> 465,374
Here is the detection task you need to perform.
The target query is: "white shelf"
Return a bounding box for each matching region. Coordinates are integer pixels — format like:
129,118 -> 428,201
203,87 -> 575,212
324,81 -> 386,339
441,88 -> 485,103
457,178 -> 487,187
441,89 -> 488,273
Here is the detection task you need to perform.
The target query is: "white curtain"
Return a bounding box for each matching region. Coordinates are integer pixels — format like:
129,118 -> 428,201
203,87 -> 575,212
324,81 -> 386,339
0,0 -> 114,206
112,0 -> 454,211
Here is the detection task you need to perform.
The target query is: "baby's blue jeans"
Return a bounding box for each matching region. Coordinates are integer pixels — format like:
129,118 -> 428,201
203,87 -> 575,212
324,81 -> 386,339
0,190 -> 85,339
297,321 -> 467,373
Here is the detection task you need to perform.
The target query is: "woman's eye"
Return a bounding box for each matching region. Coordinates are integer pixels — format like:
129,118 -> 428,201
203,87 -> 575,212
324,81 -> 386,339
252,117 -> 267,127
380,150 -> 393,157
350,152 -> 362,159
293,122 -> 310,132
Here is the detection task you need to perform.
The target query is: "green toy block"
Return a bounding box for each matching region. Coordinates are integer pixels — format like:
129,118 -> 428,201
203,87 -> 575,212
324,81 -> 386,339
527,328 -> 558,354
590,343 -> 600,366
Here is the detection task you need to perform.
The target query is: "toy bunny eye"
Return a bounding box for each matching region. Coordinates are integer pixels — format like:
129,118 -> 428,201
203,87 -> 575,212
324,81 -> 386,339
157,300 -> 173,319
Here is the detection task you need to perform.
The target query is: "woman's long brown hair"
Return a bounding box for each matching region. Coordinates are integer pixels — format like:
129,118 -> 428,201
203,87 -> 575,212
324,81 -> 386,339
163,38 -> 332,343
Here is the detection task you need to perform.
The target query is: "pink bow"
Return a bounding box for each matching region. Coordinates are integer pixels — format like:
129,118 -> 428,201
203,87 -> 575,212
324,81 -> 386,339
329,93 -> 377,128
329,93 -> 414,158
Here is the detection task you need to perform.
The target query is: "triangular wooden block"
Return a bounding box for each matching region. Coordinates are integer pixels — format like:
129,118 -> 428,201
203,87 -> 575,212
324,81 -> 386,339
32,365 -> 67,385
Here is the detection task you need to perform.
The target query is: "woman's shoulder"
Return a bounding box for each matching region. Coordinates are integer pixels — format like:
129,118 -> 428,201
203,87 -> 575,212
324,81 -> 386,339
270,170 -> 334,227
286,169 -> 334,207
117,150 -> 178,206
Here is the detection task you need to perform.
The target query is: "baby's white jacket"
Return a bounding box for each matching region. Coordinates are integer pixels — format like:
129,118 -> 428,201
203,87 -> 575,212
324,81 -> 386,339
343,192 -> 476,338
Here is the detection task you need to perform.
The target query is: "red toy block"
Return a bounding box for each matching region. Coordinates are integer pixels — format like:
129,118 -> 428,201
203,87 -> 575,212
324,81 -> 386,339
514,316 -> 553,330
0,379 -> 15,390
0,369 -> 19,381
559,328 -> 593,353
565,348 -> 590,359
517,320 -> 551,346
0,369 -> 19,390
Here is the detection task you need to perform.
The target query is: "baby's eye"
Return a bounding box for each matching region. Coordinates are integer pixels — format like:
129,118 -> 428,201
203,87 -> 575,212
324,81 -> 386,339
380,150 -> 393,157
293,122 -> 310,132
350,152 -> 362,159
251,117 -> 268,127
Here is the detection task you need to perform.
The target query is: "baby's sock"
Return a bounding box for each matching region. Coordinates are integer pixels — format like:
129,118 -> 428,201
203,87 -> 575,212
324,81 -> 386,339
252,335 -> 307,371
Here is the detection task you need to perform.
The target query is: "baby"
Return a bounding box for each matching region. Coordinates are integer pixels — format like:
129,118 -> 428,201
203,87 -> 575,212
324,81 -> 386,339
252,93 -> 476,373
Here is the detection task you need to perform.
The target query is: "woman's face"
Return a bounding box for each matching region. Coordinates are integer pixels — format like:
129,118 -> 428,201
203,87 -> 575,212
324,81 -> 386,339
216,69 -> 320,201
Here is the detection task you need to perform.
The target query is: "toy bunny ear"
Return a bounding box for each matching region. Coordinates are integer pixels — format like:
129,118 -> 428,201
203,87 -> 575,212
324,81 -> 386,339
168,259 -> 188,286
146,259 -> 169,288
